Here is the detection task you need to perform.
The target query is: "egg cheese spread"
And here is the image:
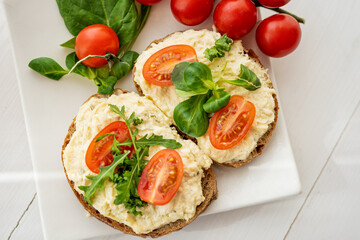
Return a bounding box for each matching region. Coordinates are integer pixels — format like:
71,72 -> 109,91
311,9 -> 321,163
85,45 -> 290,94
133,29 -> 277,164
62,90 -> 212,234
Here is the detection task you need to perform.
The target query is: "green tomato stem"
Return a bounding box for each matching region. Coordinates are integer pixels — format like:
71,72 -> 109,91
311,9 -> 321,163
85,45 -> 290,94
68,53 -> 119,75
251,0 -> 305,24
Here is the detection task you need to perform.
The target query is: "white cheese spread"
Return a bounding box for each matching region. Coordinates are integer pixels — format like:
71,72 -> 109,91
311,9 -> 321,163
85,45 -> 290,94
133,29 -> 276,164
63,90 -> 212,234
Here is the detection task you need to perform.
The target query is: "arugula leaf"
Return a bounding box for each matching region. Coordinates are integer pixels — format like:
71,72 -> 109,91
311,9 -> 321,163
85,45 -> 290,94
204,34 -> 233,61
203,89 -> 231,113
222,64 -> 261,91
135,134 -> 182,149
79,151 -> 130,204
28,57 -> 68,80
60,37 -> 75,49
173,94 -> 210,137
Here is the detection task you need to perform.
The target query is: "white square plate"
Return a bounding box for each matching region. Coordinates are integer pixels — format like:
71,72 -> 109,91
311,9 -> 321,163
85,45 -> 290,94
3,0 -> 301,239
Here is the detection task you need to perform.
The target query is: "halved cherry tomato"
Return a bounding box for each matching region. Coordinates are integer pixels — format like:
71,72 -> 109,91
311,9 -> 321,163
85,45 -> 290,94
85,121 -> 133,174
209,95 -> 256,150
138,149 -> 183,205
143,45 -> 198,86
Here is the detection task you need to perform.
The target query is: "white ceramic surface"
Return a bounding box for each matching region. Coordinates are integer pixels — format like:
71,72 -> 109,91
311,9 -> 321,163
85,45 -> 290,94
3,0 -> 300,239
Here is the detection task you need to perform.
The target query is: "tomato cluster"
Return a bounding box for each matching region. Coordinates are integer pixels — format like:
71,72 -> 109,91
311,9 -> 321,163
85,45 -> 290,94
139,0 -> 303,58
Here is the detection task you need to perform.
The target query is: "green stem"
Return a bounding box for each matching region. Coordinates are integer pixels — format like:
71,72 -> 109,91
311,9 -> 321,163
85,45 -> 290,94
252,0 -> 305,24
68,53 -> 118,74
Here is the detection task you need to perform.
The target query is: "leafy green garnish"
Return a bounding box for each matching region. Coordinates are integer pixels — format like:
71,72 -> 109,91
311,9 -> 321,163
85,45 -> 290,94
170,35 -> 261,137
79,105 -> 182,215
28,1 -> 151,95
79,151 -> 130,204
132,117 -> 143,126
222,64 -> 261,91
28,57 -> 68,80
204,34 -> 233,61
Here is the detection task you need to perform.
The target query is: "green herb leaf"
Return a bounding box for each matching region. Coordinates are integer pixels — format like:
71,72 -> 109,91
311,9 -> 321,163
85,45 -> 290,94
112,51 -> 139,79
171,62 -> 192,91
175,89 -> 208,98
184,62 -> 215,92
96,76 -> 118,95
60,37 -> 75,49
173,94 -> 210,137
223,64 -> 261,91
135,134 -> 182,149
203,89 -> 231,113
95,133 -> 116,142
204,34 -> 233,62
28,57 -> 68,80
56,0 -> 138,45
132,117 -> 143,126
79,151 -> 130,204
65,52 -> 96,79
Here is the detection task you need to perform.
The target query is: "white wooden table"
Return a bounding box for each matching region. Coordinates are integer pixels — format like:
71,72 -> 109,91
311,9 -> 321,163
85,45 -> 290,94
1,0 -> 360,239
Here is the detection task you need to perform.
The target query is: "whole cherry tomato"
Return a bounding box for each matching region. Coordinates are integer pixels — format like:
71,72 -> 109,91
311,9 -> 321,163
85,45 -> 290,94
138,149 -> 183,205
256,14 -> 301,57
258,0 -> 290,8
171,0 -> 214,26
75,24 -> 119,68
209,95 -> 256,150
213,0 -> 257,39
136,0 -> 162,5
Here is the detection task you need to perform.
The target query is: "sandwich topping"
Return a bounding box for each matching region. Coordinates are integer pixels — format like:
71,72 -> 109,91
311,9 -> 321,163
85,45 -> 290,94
62,91 -> 212,234
133,29 -> 276,163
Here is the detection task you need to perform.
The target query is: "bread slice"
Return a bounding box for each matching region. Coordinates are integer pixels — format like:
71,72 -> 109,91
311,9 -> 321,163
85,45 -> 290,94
132,30 -> 279,168
61,89 -> 217,237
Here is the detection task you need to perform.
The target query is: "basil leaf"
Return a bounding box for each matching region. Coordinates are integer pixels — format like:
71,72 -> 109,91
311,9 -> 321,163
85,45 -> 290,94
79,151 -> 129,204
65,52 -> 96,79
56,0 -> 138,45
171,62 -> 192,91
203,89 -> 231,113
96,76 -> 118,95
223,64 -> 261,91
184,62 -> 215,92
173,94 -> 209,137
112,51 -> 139,79
60,37 -> 75,49
28,57 -> 68,80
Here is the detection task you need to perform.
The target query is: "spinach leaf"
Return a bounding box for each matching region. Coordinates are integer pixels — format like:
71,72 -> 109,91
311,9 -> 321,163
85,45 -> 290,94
184,62 -> 215,92
28,57 -> 68,80
173,94 -> 210,137
203,89 -> 231,113
222,64 -> 261,91
60,37 -> 75,49
204,34 -> 233,61
56,0 -> 138,45
112,51 -> 139,79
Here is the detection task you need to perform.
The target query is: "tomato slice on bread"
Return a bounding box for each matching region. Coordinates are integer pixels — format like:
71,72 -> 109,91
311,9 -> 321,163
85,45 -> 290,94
138,149 -> 183,205
143,45 -> 198,86
85,121 -> 133,174
209,95 -> 256,150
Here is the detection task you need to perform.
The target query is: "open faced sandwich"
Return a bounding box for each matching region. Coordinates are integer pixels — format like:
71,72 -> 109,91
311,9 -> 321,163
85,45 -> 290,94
62,89 -> 217,237
133,29 -> 279,167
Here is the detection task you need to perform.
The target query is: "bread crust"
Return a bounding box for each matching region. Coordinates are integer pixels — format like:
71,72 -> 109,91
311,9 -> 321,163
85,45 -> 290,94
132,32 -> 279,168
61,89 -> 217,238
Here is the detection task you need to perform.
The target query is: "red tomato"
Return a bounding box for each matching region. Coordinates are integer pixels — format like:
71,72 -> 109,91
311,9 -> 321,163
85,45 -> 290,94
143,45 -> 198,86
256,14 -> 301,57
85,121 -> 133,174
258,0 -> 290,8
138,149 -> 183,205
213,0 -> 257,39
75,24 -> 119,68
171,0 -> 214,26
209,95 -> 256,150
136,0 -> 162,5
